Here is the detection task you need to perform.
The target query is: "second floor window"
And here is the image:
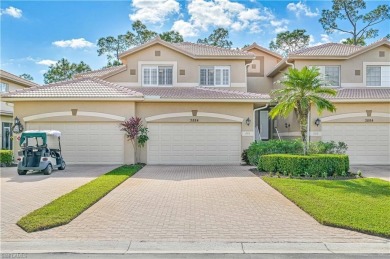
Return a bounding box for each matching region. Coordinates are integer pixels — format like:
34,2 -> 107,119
315,66 -> 340,87
0,82 -> 9,92
200,66 -> 230,87
143,66 -> 173,86
367,65 -> 390,87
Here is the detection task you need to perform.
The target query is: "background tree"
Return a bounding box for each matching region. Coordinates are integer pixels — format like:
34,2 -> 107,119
269,67 -> 337,155
197,28 -> 233,48
341,38 -> 366,46
19,73 -> 34,81
269,29 -> 310,56
43,58 -> 91,84
319,0 -> 390,46
160,30 -> 184,43
97,35 -> 131,66
97,20 -> 184,66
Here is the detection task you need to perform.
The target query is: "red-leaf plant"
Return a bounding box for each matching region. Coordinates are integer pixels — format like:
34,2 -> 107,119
120,117 -> 148,163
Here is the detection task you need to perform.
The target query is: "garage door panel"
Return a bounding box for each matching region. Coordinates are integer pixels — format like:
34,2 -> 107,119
148,123 -> 241,165
322,123 -> 390,165
28,122 -> 124,164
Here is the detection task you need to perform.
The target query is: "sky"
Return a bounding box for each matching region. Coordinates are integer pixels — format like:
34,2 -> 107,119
1,0 -> 389,84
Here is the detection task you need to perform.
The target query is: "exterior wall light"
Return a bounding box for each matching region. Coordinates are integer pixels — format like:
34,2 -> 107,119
246,117 -> 251,126
315,118 -> 321,127
12,116 -> 24,134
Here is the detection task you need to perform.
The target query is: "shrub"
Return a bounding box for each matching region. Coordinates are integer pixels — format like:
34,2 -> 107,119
309,141 -> 348,154
0,150 -> 13,166
241,149 -> 249,165
258,154 -> 349,177
247,139 -> 303,166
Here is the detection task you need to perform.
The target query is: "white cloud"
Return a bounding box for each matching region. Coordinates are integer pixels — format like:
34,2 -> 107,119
170,0 -> 284,37
309,34 -> 332,46
129,0 -> 180,24
0,6 -> 22,18
39,70 -> 47,74
287,1 -> 319,17
172,20 -> 198,37
52,38 -> 94,49
270,19 -> 289,33
36,59 -> 57,66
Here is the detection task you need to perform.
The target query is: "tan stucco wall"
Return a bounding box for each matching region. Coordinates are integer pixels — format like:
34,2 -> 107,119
11,101 -> 136,164
105,43 -> 248,90
246,48 -> 281,94
294,45 -> 390,86
135,102 -> 255,163
273,101 -> 390,140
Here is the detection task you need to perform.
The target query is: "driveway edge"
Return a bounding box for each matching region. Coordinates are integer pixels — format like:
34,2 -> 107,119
2,241 -> 389,254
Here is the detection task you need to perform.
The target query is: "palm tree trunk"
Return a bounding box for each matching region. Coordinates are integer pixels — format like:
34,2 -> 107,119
299,114 -> 308,155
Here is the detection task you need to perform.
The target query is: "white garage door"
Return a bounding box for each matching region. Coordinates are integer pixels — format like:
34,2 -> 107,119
148,123 -> 241,165
27,122 -> 124,164
322,123 -> 390,165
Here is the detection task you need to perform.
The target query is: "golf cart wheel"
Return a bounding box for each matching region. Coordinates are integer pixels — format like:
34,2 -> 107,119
58,160 -> 66,170
43,164 -> 53,175
17,170 -> 27,175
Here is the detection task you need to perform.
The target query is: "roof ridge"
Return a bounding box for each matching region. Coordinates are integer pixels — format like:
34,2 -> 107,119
89,77 -> 143,96
197,87 -> 268,97
177,41 -> 254,55
290,42 -> 362,55
74,65 -> 126,78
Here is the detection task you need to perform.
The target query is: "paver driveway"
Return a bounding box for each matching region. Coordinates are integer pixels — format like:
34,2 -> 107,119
1,165 -> 387,243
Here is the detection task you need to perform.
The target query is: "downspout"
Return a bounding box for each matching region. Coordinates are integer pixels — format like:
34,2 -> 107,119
285,59 -> 295,68
253,104 -> 269,142
245,63 -> 252,89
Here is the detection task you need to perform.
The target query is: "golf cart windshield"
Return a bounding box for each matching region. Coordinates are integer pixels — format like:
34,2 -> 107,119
19,130 -> 61,148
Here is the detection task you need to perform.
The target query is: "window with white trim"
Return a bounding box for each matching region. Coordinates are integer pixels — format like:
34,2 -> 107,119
314,66 -> 340,87
142,66 -> 173,86
0,82 -> 9,92
366,65 -> 390,87
200,66 -> 230,87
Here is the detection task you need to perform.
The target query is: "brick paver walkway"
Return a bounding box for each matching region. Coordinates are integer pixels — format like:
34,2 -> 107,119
1,165 -> 387,243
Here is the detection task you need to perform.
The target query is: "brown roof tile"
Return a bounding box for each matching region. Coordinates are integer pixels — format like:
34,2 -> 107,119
74,65 -> 127,79
290,43 -> 363,56
128,87 -> 269,100
2,77 -> 143,98
172,42 -> 255,57
326,88 -> 390,100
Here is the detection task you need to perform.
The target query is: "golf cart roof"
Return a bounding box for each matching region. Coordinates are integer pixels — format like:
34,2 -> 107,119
20,130 -> 61,146
22,130 -> 61,137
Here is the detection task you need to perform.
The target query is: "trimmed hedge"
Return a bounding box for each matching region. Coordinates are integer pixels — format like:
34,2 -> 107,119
0,150 -> 13,166
258,154 -> 349,177
247,139 -> 303,166
247,139 -> 348,166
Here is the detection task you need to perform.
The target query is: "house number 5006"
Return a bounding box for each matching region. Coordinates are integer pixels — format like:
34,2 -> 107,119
190,119 -> 199,122
365,119 -> 374,122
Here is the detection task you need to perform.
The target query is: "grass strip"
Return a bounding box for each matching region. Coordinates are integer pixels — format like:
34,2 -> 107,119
262,177 -> 390,238
17,164 -> 142,232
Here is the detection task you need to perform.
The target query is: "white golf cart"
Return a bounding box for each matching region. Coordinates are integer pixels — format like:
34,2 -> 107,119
17,130 -> 66,175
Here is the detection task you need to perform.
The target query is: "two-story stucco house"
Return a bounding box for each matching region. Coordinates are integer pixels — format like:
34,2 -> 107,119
265,38 -> 390,165
0,70 -> 39,150
2,38 -> 389,165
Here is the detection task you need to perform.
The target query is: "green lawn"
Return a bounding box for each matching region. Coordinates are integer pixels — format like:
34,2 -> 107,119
262,177 -> 390,238
17,165 -> 142,232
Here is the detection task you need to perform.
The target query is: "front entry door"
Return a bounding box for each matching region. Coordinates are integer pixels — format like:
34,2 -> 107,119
2,122 -> 12,150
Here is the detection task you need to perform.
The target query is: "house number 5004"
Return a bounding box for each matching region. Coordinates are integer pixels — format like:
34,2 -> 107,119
365,119 -> 374,122
190,119 -> 199,122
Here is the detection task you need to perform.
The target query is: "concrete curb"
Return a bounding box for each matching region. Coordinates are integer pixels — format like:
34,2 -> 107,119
2,241 -> 390,254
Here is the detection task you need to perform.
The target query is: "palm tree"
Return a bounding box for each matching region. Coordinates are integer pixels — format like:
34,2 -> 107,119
269,66 -> 337,155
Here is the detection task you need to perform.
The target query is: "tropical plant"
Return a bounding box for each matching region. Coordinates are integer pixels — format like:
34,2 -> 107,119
120,117 -> 149,163
269,67 -> 337,155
